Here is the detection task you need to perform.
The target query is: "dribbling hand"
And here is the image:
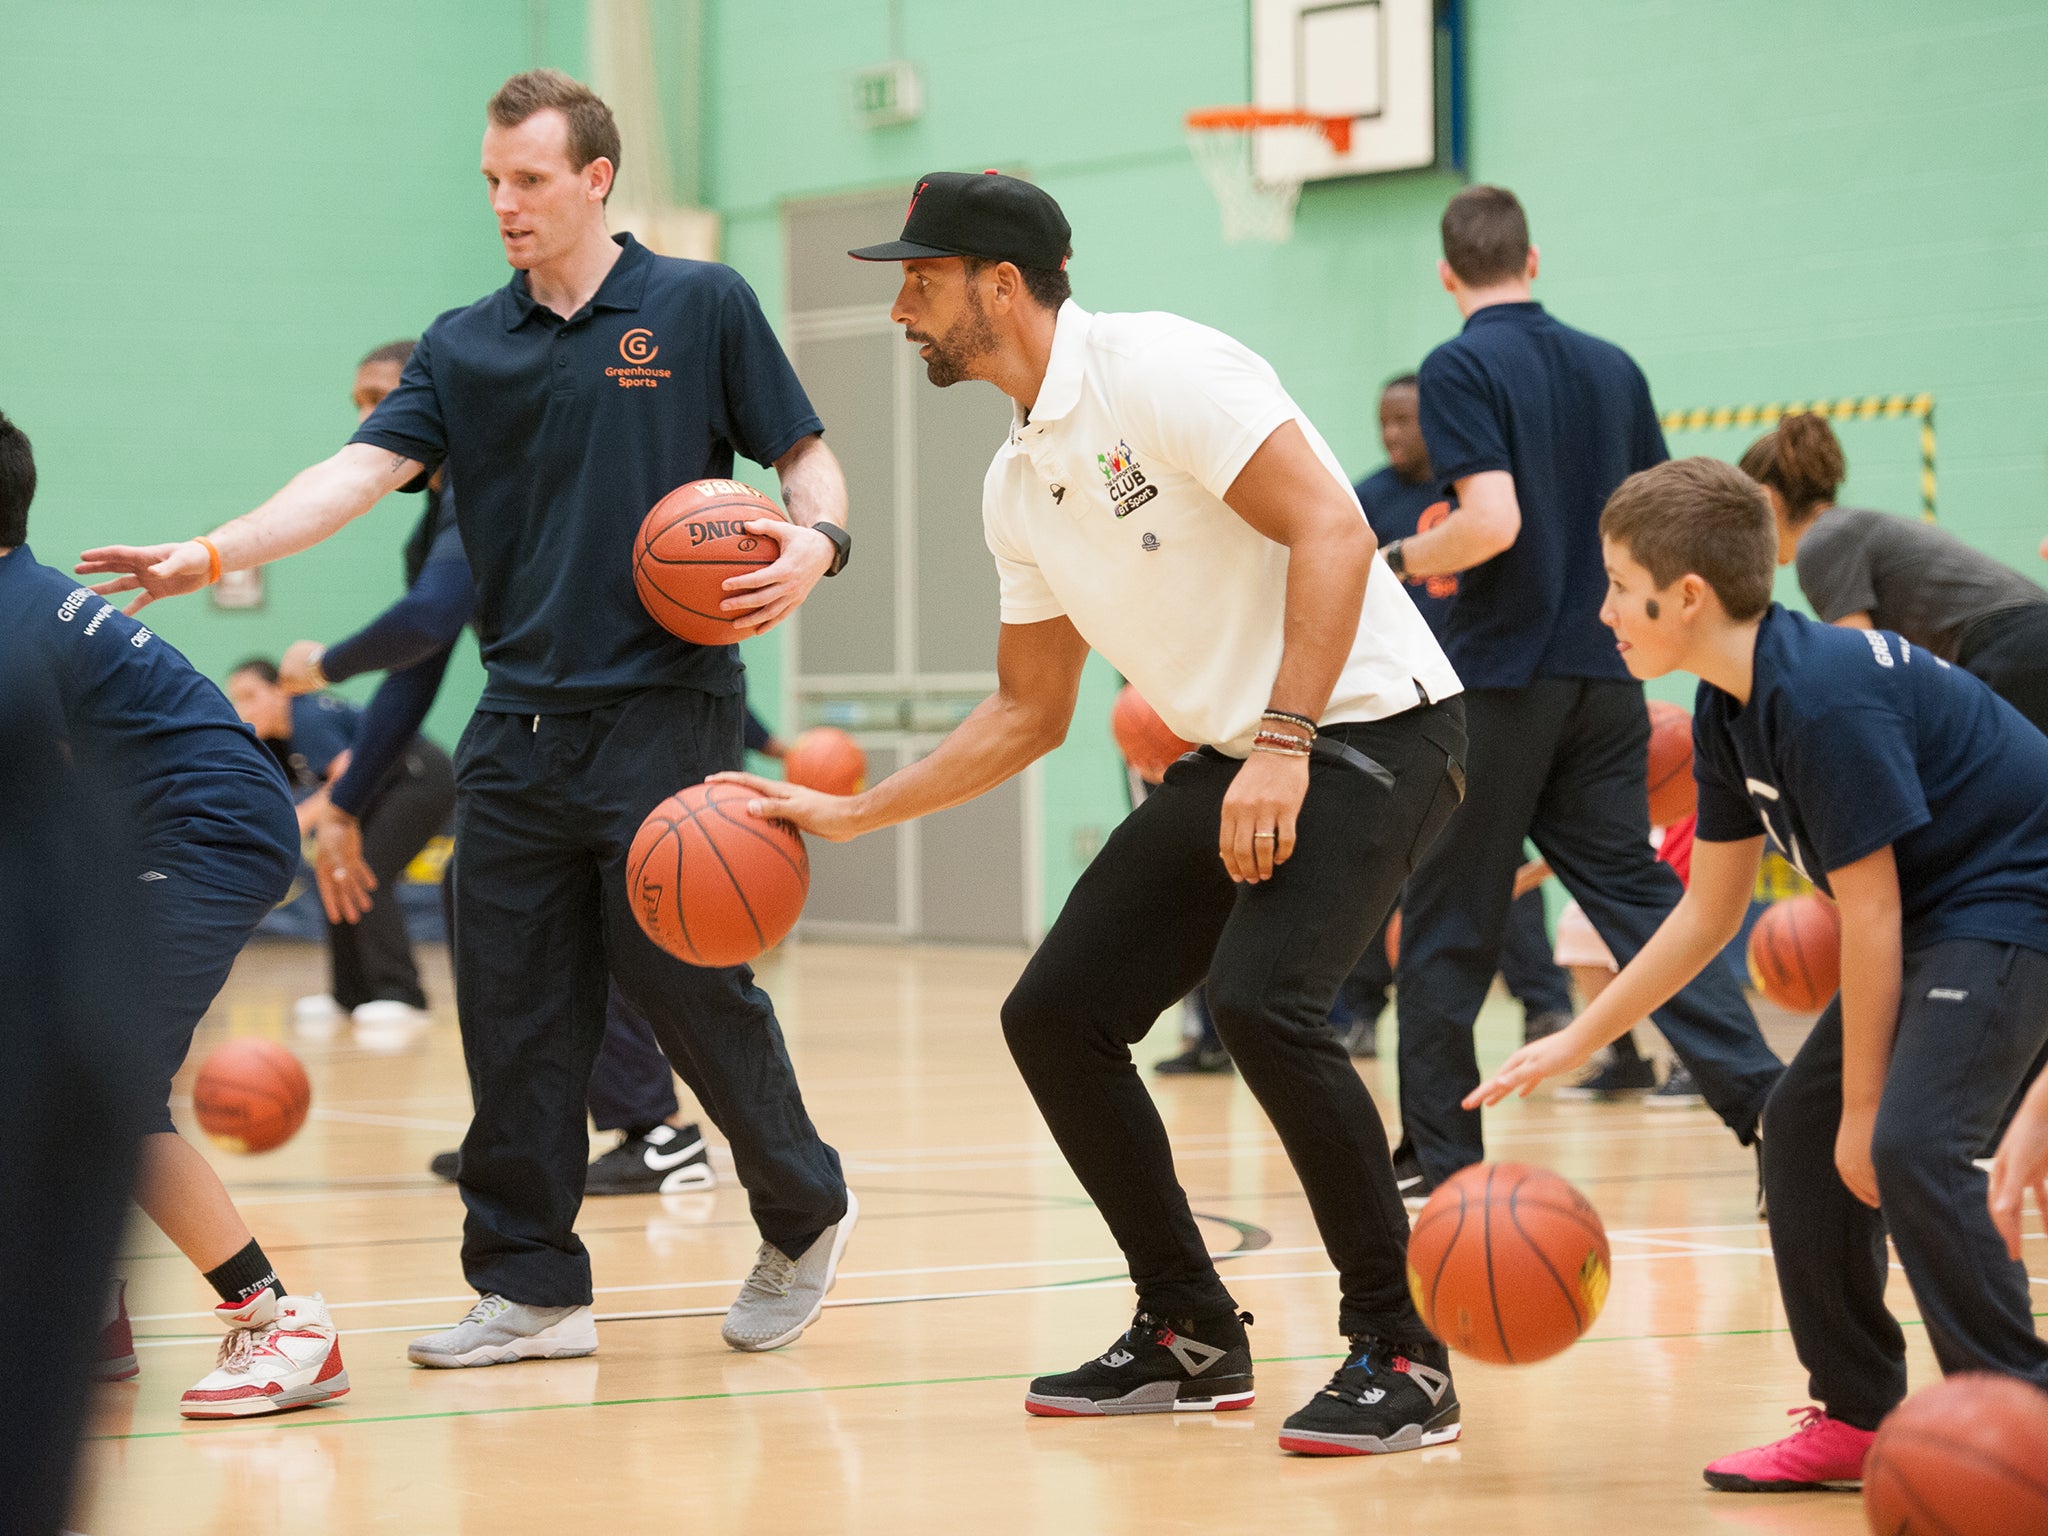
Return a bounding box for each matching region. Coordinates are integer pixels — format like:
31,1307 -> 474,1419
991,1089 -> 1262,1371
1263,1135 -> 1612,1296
313,802 -> 378,924
74,540 -> 213,615
1465,1026 -> 1601,1109
707,770 -> 867,843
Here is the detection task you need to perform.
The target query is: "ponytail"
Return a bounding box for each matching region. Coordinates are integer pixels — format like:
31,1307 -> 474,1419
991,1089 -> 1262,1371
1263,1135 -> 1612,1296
1738,412 -> 1846,524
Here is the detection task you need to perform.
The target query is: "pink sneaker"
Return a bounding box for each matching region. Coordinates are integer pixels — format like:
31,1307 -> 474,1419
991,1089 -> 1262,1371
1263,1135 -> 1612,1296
179,1292 -> 348,1419
95,1278 -> 138,1381
1703,1406 -> 1876,1492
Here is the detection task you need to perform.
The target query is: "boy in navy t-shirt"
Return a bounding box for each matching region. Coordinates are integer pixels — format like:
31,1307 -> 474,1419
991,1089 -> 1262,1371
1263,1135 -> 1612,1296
0,412 -> 350,1421
1471,455 -> 2048,1492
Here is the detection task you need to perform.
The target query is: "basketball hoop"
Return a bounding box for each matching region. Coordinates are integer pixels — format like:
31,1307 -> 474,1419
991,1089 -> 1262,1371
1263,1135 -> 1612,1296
1184,108 -> 1354,243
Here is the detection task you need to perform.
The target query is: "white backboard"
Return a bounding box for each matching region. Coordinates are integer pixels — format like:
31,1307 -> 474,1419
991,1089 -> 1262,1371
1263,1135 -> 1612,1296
1252,0 -> 1438,183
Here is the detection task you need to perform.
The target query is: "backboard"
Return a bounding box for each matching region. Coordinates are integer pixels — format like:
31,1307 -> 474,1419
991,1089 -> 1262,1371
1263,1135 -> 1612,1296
1250,0 -> 1451,185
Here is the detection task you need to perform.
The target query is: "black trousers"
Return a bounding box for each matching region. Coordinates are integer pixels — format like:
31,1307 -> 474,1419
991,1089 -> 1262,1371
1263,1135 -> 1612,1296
1959,602 -> 2048,737
1336,884 -> 1572,1032
327,738 -> 454,1011
451,689 -> 845,1306
1762,940 -> 2048,1428
588,984 -> 682,1134
1395,680 -> 1784,1182
1003,701 -> 1467,1338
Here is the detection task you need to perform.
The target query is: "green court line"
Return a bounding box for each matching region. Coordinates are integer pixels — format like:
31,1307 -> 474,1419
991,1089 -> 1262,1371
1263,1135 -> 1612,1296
94,1310 -> 2048,1444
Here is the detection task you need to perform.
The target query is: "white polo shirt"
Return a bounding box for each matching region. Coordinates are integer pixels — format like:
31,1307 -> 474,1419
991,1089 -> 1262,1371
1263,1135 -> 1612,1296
983,302 -> 1461,756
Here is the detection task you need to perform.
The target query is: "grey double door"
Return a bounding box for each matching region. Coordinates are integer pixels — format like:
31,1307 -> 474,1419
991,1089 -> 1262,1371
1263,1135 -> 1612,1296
781,190 -> 1037,944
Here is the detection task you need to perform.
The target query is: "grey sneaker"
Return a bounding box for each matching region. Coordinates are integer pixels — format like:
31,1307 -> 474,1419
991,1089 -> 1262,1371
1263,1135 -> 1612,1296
721,1191 -> 859,1352
406,1294 -> 597,1369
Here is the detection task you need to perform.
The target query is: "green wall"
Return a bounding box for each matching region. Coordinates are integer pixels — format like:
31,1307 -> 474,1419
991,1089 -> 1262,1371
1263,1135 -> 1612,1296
702,0 -> 2048,924
7,2 -> 2045,928
0,1 -> 563,745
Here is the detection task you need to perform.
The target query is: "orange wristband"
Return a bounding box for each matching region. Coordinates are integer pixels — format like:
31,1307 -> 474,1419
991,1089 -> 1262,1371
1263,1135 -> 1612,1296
192,535 -> 223,587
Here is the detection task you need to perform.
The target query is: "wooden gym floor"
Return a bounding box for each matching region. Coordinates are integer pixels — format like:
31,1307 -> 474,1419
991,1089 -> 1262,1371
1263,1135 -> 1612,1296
76,939 -> 2044,1535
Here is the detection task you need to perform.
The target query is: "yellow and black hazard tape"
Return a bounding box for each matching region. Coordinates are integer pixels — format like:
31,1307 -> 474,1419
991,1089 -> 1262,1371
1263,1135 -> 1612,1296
1659,393 -> 1936,522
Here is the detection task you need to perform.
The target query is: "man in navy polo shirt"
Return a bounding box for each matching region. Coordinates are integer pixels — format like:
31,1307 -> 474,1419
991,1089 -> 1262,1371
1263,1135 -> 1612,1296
80,70 -> 857,1366
1342,372 -> 1574,1065
1377,186 -> 1781,1188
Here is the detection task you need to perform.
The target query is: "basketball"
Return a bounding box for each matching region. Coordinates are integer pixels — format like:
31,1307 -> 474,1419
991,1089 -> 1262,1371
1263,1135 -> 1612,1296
784,727 -> 868,796
1863,1373 -> 2048,1536
633,478 -> 789,646
192,1038 -> 312,1155
1407,1162 -> 1611,1365
1385,909 -> 1401,969
1645,699 -> 1695,826
1747,892 -> 1841,1011
628,781 -> 810,968
1111,685 -> 1194,782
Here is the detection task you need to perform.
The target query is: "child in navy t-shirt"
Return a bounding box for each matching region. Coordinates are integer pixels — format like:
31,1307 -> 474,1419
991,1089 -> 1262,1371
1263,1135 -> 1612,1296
1469,455 -> 2048,1494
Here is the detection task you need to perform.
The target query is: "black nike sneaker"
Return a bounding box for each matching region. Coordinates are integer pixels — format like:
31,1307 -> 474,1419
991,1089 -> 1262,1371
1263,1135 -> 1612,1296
1279,1334 -> 1461,1455
584,1123 -> 717,1196
1024,1309 -> 1255,1416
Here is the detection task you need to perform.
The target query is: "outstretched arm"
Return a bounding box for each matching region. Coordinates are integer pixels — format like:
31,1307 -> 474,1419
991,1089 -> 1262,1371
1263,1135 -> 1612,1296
1468,834 -> 1762,1105
713,615 -> 1089,840
76,443 -> 424,613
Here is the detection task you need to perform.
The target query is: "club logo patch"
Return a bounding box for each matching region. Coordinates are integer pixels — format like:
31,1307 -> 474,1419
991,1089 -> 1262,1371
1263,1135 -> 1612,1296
1098,439 -> 1158,517
1140,531 -> 1160,552
607,327 -> 672,390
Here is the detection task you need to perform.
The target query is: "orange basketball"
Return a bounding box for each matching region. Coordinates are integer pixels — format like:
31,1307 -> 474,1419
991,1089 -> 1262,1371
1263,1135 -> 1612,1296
1406,1162 -> 1611,1365
633,479 -> 788,646
1385,909 -> 1401,969
1111,685 -> 1194,782
1863,1373 -> 2048,1536
192,1038 -> 311,1154
784,727 -> 867,796
1646,699 -> 1696,827
1747,893 -> 1841,1011
628,782 -> 810,968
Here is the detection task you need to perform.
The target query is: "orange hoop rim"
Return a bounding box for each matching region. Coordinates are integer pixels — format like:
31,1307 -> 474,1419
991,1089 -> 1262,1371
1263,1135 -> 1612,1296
1185,107 -> 1353,155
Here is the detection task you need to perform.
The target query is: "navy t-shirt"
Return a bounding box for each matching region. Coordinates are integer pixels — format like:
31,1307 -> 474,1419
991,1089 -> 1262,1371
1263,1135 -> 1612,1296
267,693 -> 362,798
351,234 -> 824,713
0,547 -> 296,895
1694,605 -> 2048,955
1355,465 -> 1457,637
1418,302 -> 1667,688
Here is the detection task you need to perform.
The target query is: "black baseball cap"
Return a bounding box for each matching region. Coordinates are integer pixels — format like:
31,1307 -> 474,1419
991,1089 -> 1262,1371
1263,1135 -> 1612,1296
849,170 -> 1071,269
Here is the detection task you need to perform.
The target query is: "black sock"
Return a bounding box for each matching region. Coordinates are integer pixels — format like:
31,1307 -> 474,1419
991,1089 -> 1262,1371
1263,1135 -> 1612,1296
203,1239 -> 284,1307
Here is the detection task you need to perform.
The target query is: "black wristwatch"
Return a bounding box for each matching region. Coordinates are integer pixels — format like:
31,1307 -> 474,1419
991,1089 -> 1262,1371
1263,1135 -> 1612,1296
1381,538 -> 1407,578
817,521 -> 852,578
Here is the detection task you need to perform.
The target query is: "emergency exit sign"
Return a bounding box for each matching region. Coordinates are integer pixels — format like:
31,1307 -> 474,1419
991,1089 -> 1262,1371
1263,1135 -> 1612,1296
852,60 -> 923,127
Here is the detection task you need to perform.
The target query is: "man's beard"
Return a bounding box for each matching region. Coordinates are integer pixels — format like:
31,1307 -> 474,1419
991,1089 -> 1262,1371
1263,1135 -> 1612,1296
911,291 -> 998,387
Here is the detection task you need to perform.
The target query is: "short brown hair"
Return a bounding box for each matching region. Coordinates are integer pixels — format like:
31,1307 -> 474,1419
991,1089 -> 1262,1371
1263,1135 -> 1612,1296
487,70 -> 622,197
961,252 -> 1073,311
1737,411 -> 1845,526
1599,458 -> 1777,621
1440,185 -> 1530,286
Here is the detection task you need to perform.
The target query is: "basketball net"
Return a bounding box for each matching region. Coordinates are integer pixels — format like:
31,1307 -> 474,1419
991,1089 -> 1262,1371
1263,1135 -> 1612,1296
1184,109 -> 1353,244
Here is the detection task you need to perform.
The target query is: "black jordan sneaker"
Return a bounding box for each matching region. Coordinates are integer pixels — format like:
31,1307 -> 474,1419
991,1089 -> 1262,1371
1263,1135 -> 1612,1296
1279,1334 -> 1461,1455
1024,1309 -> 1255,1416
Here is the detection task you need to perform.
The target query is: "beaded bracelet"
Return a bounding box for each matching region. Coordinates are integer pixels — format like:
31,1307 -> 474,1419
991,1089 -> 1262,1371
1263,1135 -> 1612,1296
1261,708 -> 1318,737
1251,732 -> 1312,758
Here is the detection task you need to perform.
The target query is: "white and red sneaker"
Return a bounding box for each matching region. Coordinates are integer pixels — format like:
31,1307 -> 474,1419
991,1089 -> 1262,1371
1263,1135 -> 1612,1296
179,1292 -> 349,1419
1703,1406 -> 1876,1491
96,1279 -> 138,1381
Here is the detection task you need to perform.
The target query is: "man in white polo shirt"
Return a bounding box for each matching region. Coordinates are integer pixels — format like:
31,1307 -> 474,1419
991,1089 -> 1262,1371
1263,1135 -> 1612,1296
717,172 -> 1467,1457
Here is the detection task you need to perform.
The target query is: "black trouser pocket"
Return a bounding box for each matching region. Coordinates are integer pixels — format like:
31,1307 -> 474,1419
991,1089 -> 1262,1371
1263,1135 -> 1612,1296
1406,756 -> 1466,873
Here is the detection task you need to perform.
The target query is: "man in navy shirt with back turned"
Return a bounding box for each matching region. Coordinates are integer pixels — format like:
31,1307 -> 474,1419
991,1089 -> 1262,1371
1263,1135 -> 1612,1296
1342,372 -> 1575,1068
1377,187 -> 1781,1192
80,70 -> 858,1368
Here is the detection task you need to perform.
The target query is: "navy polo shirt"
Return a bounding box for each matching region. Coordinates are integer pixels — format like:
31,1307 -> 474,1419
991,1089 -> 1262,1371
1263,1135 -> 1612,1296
351,234 -> 824,713
266,693 -> 361,798
1354,465 -> 1457,637
1418,301 -> 1667,689
0,547 -> 295,895
1694,606 -> 2048,955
